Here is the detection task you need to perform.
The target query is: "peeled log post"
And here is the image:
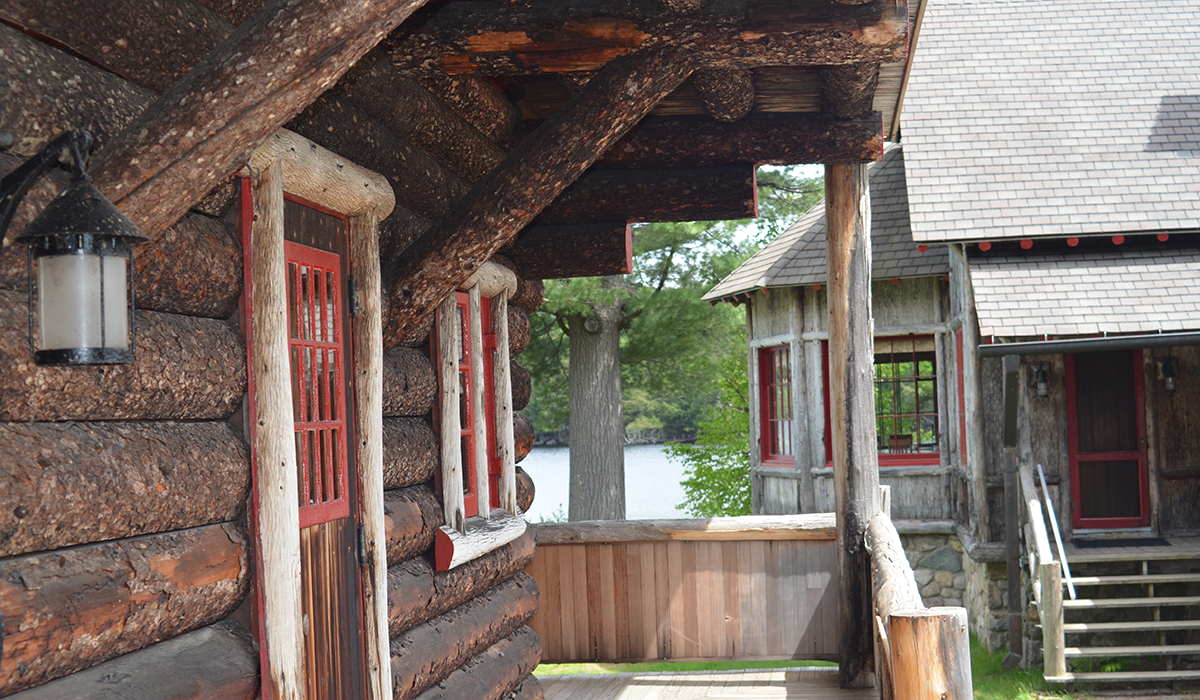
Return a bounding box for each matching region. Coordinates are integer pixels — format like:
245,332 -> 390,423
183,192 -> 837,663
411,627 -> 542,700
0,523 -> 251,695
510,279 -> 546,313
691,67 -> 755,123
505,223 -> 632,280
384,485 -> 444,565
382,417 -> 440,490
419,74 -> 520,144
0,421 -> 249,559
87,0 -> 432,239
390,573 -> 540,700
825,162 -> 878,688
0,291 -> 246,421
388,529 -> 536,635
888,608 -> 971,700
382,47 -> 697,346
5,623 -> 258,700
508,305 -> 531,356
511,361 -> 532,412
382,347 -> 438,417
514,413 -> 535,463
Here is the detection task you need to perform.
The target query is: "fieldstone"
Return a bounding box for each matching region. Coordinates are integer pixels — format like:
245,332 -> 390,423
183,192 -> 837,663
921,580 -> 941,598
950,538 -> 964,553
920,546 -> 962,573
915,568 -> 934,586
954,574 -> 967,590
944,597 -> 963,608
934,570 -> 955,587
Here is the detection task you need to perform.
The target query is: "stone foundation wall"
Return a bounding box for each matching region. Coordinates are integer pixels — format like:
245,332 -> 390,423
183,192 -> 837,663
898,532 -> 1009,651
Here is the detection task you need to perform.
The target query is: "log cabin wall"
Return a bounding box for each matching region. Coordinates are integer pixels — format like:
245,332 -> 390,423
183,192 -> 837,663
0,11 -> 547,699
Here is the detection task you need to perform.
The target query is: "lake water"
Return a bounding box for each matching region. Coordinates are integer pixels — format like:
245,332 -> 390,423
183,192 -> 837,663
518,444 -> 688,522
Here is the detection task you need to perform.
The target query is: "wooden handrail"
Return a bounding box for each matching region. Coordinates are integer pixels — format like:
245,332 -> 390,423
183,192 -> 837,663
1017,461 -> 1054,566
532,513 -> 836,544
1016,461 -> 1067,681
1037,464 -> 1076,600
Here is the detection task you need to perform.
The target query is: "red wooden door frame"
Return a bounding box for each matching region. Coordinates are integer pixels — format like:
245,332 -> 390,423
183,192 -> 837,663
1065,349 -> 1150,529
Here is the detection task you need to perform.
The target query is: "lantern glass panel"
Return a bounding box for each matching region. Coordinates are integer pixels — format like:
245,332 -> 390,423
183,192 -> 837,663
37,252 -> 128,351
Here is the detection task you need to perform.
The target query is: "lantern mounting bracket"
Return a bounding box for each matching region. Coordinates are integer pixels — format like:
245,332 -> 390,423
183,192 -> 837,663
0,129 -> 92,241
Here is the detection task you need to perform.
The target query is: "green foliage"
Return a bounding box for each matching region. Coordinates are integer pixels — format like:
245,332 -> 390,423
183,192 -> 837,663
667,354 -> 752,517
970,635 -> 1074,700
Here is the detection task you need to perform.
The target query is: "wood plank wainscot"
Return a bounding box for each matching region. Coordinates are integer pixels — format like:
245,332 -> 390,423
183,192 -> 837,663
525,514 -> 839,663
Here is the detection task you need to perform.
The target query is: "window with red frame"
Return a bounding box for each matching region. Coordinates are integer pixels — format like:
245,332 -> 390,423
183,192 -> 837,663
824,336 -> 940,464
758,344 -> 794,463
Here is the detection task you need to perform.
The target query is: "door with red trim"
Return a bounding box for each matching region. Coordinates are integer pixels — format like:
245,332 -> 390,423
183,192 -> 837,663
284,198 -> 366,699
1067,349 -> 1150,529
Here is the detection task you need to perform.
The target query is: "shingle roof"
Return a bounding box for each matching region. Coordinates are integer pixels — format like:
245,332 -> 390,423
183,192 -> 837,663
704,145 -> 949,301
970,247 -> 1200,337
903,0 -> 1200,243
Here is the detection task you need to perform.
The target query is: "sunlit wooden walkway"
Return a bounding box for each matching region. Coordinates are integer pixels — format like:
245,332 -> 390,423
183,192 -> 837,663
537,667 -> 877,700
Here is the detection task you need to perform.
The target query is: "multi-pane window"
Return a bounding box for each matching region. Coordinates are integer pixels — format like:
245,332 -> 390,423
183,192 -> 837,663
873,337 -> 938,456
759,344 -> 794,463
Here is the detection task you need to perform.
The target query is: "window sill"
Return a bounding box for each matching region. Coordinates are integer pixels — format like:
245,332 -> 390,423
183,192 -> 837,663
435,510 -> 526,571
813,460 -> 949,478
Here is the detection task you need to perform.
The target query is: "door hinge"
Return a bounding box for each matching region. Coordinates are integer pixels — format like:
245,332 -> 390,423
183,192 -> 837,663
348,274 -> 359,318
356,523 -> 367,568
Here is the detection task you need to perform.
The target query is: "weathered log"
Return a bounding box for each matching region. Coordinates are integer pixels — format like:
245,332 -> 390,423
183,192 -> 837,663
514,413 -> 535,464
288,94 -> 470,222
511,361 -> 532,412
419,74 -> 520,144
388,0 -> 908,75
598,112 -> 884,169
339,50 -> 507,183
865,513 -> 924,621
380,207 -> 433,271
692,67 -> 755,123
506,223 -> 632,280
536,166 -> 757,224
383,417 -> 440,490
382,48 -> 696,346
0,291 -> 246,421
0,523 -> 251,695
5,622 -> 259,700
534,512 -> 837,544
888,608 -> 972,700
411,627 -> 542,700
821,64 -> 880,120
382,346 -> 438,417
384,485 -> 444,565
515,466 -> 535,512
0,421 -> 249,559
87,0 -> 431,239
390,573 -> 540,700
388,529 -> 536,635
195,0 -> 262,25
507,305 -> 531,356
509,279 -> 546,312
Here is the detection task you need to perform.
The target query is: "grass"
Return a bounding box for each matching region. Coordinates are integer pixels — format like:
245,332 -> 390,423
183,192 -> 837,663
533,658 -> 835,676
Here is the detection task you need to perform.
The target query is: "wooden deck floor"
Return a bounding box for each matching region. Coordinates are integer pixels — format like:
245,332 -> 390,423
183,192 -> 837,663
537,668 -> 877,700
1064,534 -> 1200,564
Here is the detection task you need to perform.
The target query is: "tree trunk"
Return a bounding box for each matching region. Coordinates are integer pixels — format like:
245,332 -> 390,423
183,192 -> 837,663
568,292 -> 626,521
410,627 -> 542,700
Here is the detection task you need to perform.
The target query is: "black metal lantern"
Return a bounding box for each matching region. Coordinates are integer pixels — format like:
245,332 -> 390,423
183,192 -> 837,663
1036,363 -> 1049,399
1162,357 -> 1177,395
0,130 -> 147,365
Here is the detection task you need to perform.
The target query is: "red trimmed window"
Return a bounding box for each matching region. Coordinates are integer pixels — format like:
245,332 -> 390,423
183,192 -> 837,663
758,344 -> 794,464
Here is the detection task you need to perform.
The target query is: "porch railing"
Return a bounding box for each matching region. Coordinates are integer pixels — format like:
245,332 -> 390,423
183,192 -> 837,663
1016,460 -> 1069,679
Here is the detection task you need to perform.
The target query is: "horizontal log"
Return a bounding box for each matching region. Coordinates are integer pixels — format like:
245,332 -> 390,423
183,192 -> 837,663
597,112 -> 885,168
5,622 -> 258,700
419,73 -> 520,144
511,361 -> 531,412
435,511 -> 527,571
382,346 -> 438,417
821,63 -> 880,120
388,0 -> 908,75
509,279 -> 546,312
383,417 -> 440,490
514,413 -> 535,464
388,528 -> 536,635
515,466 -> 535,512
536,166 -> 757,225
464,260 -> 518,300
534,513 -> 838,544
390,572 -> 540,700
506,223 -> 632,279
0,421 -> 249,559
0,523 -> 251,695
865,512 -> 924,621
195,0 -> 261,25
411,627 -> 542,700
507,305 -> 531,356
384,485 -> 444,565
692,67 -> 755,123
0,291 -> 246,421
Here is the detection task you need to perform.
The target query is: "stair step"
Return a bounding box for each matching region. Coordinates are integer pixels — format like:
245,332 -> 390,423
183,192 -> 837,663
1066,644 -> 1200,657
1071,573 -> 1200,586
1064,619 -> 1200,633
1064,596 -> 1200,609
1046,669 -> 1200,684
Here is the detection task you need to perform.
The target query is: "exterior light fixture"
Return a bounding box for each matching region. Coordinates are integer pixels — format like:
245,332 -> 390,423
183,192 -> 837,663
0,130 -> 148,365
1162,357 -> 1177,395
1036,363 -> 1049,399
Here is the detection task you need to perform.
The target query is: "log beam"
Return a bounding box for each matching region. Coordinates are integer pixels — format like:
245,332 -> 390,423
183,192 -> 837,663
382,347 -> 438,417
516,466 -> 536,511
384,485 -> 444,565
411,627 -> 542,700
88,0 -> 432,239
420,74 -> 521,144
0,421 -> 249,559
0,524 -> 251,695
505,224 -> 632,280
511,361 -> 532,411
510,279 -> 546,312
537,166 -> 757,225
597,112 -> 884,169
382,47 -> 697,346
692,68 -> 755,123
825,162 -> 879,688
387,0 -> 908,75
507,305 -> 531,356
821,64 -> 881,120
514,413 -> 535,463
383,417 -> 440,489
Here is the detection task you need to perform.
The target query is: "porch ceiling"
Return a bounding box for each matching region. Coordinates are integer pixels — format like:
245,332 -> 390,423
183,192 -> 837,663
969,247 -> 1200,339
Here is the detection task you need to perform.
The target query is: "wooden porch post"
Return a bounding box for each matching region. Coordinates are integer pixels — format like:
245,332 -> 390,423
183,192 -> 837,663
825,163 -> 879,688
